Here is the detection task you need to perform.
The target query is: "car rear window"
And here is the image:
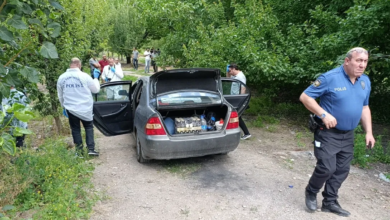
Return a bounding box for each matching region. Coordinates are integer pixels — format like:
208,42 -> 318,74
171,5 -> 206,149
157,92 -> 221,106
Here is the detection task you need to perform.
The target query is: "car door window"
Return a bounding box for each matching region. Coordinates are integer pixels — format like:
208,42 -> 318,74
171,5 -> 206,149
221,78 -> 251,116
222,81 -> 249,95
95,84 -> 131,102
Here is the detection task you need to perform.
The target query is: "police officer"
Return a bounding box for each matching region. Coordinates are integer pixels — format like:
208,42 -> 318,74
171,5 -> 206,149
57,58 -> 101,156
299,47 -> 375,217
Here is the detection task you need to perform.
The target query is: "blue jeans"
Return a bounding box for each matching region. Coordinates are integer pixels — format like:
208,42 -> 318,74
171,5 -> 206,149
145,59 -> 150,73
67,111 -> 95,151
133,58 -> 138,70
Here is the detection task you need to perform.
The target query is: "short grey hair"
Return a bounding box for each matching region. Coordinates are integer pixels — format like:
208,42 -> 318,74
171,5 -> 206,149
346,47 -> 368,59
70,57 -> 81,66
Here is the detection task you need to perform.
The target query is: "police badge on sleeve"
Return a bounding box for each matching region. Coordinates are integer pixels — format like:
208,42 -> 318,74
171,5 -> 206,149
313,79 -> 321,87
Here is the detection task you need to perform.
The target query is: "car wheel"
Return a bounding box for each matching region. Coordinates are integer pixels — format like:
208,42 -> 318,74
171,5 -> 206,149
136,134 -> 148,163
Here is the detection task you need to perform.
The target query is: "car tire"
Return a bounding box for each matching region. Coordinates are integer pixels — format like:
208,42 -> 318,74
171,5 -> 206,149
136,134 -> 149,163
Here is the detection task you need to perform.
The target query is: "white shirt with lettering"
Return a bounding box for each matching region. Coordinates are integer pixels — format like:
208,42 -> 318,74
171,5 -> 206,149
57,68 -> 100,121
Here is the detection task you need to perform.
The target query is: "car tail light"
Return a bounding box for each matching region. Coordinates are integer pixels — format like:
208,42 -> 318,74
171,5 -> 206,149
226,111 -> 239,129
145,117 -> 167,135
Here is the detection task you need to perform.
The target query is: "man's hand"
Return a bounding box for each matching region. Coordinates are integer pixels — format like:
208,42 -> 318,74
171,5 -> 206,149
322,113 -> 337,129
110,67 -> 116,73
365,133 -> 375,149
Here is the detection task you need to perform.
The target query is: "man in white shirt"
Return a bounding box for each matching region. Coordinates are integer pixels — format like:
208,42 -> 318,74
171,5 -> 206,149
227,63 -> 251,140
101,58 -> 124,100
57,58 -> 100,156
144,48 -> 151,73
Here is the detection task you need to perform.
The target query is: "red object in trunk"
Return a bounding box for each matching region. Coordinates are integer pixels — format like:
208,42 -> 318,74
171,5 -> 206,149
226,111 -> 239,129
145,117 -> 167,135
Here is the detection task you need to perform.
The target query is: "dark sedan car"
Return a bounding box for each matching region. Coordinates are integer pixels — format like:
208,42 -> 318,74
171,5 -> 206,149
92,68 -> 250,163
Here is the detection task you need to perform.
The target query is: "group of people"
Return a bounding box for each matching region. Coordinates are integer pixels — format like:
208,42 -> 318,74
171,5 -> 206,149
89,54 -> 123,83
131,47 -> 160,73
2,46 -> 375,217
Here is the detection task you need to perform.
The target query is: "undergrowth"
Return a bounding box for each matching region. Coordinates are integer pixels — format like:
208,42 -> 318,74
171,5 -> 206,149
0,139 -> 97,219
352,126 -> 390,168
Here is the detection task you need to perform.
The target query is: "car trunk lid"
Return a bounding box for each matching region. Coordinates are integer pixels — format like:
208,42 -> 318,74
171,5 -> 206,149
150,68 -> 221,97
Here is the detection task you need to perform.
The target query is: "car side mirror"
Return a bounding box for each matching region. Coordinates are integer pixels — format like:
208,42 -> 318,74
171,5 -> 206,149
118,90 -> 128,96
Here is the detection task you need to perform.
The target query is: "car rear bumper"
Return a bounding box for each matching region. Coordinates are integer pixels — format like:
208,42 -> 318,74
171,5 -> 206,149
141,129 -> 241,160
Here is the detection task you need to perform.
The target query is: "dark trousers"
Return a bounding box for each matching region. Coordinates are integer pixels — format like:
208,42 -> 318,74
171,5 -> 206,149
133,58 -> 138,70
152,60 -> 157,72
16,135 -> 26,147
306,128 -> 354,204
67,111 -> 95,151
239,116 -> 250,135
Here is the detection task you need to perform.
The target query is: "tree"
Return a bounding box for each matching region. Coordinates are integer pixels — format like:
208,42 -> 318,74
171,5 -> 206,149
30,0 -> 111,133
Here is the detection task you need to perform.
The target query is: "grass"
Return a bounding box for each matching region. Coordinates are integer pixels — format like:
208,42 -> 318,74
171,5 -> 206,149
122,75 -> 139,82
0,139 -> 97,219
0,112 -> 98,219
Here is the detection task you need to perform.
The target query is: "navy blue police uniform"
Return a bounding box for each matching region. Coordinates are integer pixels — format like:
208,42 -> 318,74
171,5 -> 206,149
304,65 -> 371,204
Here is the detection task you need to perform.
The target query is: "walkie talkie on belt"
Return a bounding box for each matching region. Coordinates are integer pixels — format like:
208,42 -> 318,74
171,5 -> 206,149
309,114 -> 319,133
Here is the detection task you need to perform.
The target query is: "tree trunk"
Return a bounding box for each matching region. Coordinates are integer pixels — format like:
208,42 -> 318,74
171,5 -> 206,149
54,116 -> 63,134
126,55 -> 131,64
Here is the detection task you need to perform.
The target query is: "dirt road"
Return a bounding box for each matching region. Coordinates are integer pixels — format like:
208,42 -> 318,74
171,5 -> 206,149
90,125 -> 390,220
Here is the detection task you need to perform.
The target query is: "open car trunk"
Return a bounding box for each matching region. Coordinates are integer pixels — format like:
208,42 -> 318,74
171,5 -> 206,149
158,105 -> 228,136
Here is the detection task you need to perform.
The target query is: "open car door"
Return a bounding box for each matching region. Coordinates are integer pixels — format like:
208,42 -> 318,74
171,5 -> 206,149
221,77 -> 251,116
93,81 -> 133,136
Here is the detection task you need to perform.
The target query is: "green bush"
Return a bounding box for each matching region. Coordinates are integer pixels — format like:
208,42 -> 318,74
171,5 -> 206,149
0,139 -> 96,219
245,95 -> 308,121
352,126 -> 390,168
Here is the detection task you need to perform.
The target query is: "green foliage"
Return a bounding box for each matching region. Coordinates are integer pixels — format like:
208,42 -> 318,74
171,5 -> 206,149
0,103 -> 35,156
126,0 -> 390,124
0,139 -> 96,219
352,126 -> 390,168
245,95 -> 307,121
0,0 -> 64,100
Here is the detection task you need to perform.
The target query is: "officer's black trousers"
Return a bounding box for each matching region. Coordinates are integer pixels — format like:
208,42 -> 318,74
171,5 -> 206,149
306,128 -> 354,203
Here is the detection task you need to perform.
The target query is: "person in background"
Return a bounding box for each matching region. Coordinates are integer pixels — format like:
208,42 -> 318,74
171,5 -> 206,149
227,63 -> 251,140
151,50 -> 158,72
300,47 -> 375,217
115,57 -> 122,69
98,54 -> 109,73
57,58 -> 100,156
144,48 -> 151,73
132,47 -> 139,70
1,85 -> 29,147
89,54 -> 101,79
101,58 -> 124,100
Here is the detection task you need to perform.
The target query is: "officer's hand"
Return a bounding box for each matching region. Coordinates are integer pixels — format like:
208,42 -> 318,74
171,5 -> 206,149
322,114 -> 337,129
110,67 -> 116,73
365,133 -> 375,149
93,70 -> 100,79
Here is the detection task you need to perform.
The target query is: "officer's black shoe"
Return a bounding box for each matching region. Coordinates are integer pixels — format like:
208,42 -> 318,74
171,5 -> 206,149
305,190 -> 317,212
88,150 -> 99,156
321,200 -> 351,217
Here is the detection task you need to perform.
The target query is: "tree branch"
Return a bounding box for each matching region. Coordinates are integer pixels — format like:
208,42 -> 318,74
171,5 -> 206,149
4,41 -> 32,67
0,0 -> 6,14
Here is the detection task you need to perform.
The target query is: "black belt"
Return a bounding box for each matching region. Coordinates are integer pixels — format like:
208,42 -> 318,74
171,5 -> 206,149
314,117 -> 352,134
321,127 -> 352,134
